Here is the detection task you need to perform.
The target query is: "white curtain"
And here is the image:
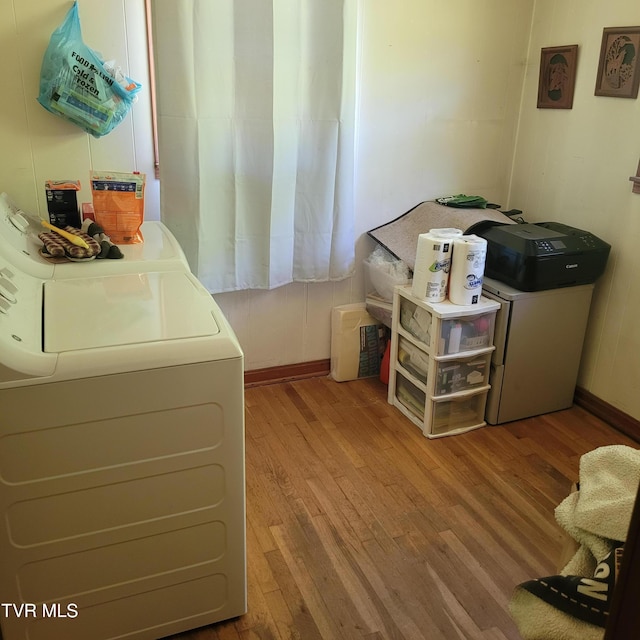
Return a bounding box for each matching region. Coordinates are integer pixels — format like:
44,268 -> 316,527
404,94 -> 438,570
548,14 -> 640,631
151,0 -> 358,293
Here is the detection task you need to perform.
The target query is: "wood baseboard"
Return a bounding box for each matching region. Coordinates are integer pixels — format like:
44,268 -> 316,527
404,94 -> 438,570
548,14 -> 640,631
574,386 -> 640,443
244,359 -> 331,388
243,366 -> 640,443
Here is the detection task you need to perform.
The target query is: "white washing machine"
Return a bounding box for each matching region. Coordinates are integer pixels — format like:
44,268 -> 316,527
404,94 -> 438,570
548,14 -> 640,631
0,198 -> 247,640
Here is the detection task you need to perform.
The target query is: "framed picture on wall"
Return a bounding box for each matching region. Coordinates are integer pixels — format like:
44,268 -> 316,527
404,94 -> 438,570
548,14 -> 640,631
537,45 -> 578,109
594,26 -> 640,98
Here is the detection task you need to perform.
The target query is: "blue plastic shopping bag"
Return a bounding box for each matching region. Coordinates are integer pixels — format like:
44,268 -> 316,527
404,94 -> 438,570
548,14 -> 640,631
37,1 -> 141,138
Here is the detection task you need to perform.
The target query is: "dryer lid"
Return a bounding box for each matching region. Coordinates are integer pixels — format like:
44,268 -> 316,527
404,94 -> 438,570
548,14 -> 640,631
117,221 -> 187,265
43,271 -> 220,353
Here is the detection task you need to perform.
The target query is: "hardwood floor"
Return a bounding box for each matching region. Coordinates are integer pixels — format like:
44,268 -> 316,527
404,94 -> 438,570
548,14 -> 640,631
169,376 -> 636,640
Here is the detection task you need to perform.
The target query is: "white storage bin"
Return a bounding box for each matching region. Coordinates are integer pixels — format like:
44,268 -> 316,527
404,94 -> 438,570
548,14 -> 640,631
388,285 -> 499,438
364,246 -> 410,302
366,294 -> 393,329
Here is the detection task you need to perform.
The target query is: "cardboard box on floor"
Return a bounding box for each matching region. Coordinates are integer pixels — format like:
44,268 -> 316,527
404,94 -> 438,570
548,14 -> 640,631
331,303 -> 385,382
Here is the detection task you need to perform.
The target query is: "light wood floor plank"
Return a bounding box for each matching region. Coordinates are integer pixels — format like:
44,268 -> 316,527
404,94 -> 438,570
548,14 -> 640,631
168,376 -> 637,640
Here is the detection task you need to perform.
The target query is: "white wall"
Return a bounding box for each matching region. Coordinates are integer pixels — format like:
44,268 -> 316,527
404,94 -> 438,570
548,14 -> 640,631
0,0 -> 159,219
510,0 -> 640,419
214,0 -> 535,370
0,1 -> 533,371
3,0 -> 640,421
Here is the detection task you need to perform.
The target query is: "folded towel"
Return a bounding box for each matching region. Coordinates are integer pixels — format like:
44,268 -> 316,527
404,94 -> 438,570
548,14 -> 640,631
574,445 -> 640,542
555,491 -> 614,567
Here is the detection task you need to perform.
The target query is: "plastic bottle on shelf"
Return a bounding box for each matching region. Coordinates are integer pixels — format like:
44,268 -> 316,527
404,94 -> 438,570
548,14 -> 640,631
448,322 -> 462,354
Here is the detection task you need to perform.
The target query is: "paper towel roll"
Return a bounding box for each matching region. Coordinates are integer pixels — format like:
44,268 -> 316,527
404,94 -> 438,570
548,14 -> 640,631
448,235 -> 487,305
411,228 -> 462,302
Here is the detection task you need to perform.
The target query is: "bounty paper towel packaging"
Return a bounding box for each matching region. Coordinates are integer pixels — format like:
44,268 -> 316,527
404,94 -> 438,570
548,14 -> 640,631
448,235 -> 487,305
411,228 -> 462,302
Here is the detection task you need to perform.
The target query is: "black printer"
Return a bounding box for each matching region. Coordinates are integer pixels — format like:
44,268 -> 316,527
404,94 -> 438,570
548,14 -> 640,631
478,221 -> 611,291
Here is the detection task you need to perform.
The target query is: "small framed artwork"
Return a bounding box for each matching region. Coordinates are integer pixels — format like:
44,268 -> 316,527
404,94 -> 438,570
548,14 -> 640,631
594,26 -> 640,98
537,45 -> 579,109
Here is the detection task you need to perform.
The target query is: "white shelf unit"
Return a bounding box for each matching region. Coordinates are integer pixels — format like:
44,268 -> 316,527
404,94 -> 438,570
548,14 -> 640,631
388,285 -> 500,438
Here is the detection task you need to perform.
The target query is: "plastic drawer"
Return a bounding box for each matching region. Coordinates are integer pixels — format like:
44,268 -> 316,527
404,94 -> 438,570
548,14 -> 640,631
399,297 -> 432,347
433,352 -> 491,396
428,391 -> 487,436
395,372 -> 426,420
436,312 -> 496,356
366,295 -> 393,329
397,335 -> 429,383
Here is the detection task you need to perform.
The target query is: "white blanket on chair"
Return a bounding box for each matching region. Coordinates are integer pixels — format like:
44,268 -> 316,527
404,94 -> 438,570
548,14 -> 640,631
567,444 -> 640,542
509,444 -> 640,640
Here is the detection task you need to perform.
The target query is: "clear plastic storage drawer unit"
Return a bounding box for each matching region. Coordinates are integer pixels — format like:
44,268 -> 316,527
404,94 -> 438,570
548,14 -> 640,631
388,285 -> 499,438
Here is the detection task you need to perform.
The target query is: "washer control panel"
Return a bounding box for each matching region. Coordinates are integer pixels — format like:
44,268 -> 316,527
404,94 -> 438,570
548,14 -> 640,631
0,192 -> 53,279
0,239 -> 56,379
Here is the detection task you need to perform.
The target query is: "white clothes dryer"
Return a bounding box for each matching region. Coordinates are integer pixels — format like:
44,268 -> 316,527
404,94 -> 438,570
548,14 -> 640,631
0,212 -> 246,639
